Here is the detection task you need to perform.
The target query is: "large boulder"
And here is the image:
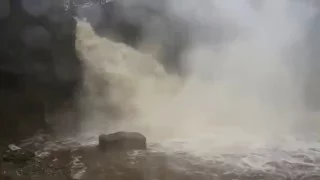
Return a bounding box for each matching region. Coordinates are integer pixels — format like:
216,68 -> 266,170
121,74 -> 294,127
98,132 -> 147,151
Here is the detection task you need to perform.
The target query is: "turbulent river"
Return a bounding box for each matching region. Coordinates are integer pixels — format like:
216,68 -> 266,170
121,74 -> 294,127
18,17 -> 320,179
8,0 -> 320,179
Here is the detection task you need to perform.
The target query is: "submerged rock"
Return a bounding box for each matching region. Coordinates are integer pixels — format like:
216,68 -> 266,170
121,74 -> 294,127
98,132 -> 146,151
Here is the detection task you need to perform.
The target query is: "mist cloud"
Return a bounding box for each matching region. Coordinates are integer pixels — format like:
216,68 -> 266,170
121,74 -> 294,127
76,0 -> 319,146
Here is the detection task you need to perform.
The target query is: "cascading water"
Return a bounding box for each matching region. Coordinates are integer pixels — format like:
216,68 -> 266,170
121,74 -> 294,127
19,0 -> 320,179
70,0 -> 320,178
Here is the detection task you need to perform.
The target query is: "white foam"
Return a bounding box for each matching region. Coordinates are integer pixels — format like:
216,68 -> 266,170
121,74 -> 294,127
71,0 -> 320,175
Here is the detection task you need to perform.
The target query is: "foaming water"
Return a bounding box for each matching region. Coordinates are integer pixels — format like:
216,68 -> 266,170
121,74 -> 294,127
72,19 -> 320,174
75,19 -> 182,138
69,0 -> 320,177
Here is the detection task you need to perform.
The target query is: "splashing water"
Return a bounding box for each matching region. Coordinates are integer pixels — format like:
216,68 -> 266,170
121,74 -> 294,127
44,0 -> 320,178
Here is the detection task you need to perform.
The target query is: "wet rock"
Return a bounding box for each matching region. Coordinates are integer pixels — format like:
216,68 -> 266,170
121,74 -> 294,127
2,144 -> 35,164
21,26 -> 52,49
21,0 -> 51,17
0,0 -> 83,136
98,132 -> 146,151
8,144 -> 22,151
0,0 -> 10,19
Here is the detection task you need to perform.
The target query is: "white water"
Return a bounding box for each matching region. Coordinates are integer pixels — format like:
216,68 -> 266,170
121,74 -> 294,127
45,0 -> 320,178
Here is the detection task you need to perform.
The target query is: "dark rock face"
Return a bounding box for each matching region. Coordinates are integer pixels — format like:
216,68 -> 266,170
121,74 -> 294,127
0,0 -> 83,137
0,0 -> 10,19
98,132 -> 147,151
